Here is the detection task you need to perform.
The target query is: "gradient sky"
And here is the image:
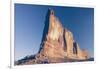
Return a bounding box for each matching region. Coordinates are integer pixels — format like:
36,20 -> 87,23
15,3 -> 94,61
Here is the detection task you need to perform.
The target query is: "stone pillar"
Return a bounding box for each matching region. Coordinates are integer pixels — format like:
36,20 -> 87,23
65,29 -> 74,57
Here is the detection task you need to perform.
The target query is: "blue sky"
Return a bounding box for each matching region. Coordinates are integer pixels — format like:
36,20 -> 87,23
15,4 -> 94,61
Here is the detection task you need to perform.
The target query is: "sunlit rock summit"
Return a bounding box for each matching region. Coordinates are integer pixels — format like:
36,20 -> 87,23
15,9 -> 89,65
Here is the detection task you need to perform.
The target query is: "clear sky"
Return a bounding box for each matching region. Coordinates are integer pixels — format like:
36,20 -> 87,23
15,3 -> 94,61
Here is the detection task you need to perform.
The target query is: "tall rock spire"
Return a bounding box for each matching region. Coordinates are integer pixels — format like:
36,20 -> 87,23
16,9 -> 90,65
38,9 -> 88,62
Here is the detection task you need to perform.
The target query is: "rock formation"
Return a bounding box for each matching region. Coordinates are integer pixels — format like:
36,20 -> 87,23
34,9 -> 88,63
15,9 -> 89,65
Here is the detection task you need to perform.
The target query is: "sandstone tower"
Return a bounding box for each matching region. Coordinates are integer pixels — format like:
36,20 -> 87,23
15,9 -> 91,65
34,9 -> 88,63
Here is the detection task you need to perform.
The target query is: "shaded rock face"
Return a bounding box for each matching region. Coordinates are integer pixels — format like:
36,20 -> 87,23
35,9 -> 88,63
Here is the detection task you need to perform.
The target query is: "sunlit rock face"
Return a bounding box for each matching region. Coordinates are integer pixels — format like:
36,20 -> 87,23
35,9 -> 89,63
65,29 -> 74,58
47,10 -> 63,41
42,9 -> 65,60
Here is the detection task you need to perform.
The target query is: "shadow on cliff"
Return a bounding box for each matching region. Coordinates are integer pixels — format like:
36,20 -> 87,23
38,9 -> 50,53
